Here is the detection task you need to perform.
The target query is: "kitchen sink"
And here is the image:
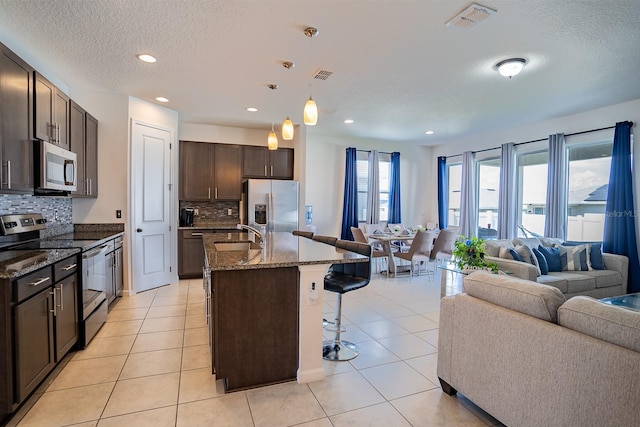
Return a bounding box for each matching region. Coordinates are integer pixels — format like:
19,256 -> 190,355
214,242 -> 262,251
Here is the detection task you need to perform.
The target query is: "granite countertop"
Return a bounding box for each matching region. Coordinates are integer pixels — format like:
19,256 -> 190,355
0,248 -> 81,279
203,232 -> 368,271
54,230 -> 125,241
180,220 -> 239,230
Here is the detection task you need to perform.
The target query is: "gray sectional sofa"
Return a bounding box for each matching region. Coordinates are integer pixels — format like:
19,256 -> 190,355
437,271 -> 640,427
484,237 -> 628,298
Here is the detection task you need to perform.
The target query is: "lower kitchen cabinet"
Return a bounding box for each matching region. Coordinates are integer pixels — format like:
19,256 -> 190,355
178,230 -> 206,278
1,257 -> 80,422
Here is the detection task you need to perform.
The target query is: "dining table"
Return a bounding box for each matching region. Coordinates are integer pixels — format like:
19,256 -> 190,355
366,232 -> 416,276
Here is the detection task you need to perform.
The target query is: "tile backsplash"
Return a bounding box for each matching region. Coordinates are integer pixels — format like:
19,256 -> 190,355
0,194 -> 73,236
179,200 -> 239,221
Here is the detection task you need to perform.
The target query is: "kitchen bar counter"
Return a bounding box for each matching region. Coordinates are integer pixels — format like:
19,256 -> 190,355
203,232 -> 368,391
203,232 -> 367,271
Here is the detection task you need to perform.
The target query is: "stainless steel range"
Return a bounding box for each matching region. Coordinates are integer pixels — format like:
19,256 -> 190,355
0,213 -> 108,347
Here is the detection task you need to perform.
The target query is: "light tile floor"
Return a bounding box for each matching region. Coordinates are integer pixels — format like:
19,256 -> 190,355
9,268 -> 504,427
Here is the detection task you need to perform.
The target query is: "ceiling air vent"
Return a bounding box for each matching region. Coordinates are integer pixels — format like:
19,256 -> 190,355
313,69 -> 333,80
446,3 -> 497,29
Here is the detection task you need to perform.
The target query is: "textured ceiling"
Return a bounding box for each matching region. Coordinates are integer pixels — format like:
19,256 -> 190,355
0,0 -> 639,146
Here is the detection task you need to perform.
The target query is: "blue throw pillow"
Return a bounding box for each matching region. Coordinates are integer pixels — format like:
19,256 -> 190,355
531,247 -> 549,275
508,248 -> 522,262
562,241 -> 605,270
538,245 -> 562,272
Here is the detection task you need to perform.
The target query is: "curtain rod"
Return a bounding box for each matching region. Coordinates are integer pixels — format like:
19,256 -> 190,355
444,124 -> 624,159
356,149 -> 393,155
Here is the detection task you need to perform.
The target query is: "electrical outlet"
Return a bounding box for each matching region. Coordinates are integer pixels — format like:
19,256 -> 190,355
227,208 -> 233,216
116,210 -> 122,218
194,208 -> 199,215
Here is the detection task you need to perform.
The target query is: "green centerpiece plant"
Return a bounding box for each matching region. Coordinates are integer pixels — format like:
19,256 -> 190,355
452,236 -> 498,272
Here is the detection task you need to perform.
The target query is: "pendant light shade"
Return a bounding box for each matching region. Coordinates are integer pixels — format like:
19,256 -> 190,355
268,123 -> 278,150
303,96 -> 318,126
282,117 -> 294,140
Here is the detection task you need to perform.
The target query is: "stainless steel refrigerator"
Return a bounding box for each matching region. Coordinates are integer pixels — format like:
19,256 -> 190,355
242,179 -> 299,232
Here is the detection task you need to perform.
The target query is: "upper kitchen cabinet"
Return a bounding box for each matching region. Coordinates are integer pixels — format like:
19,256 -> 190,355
242,146 -> 293,180
179,141 -> 242,201
69,101 -> 98,197
34,71 -> 70,150
0,43 -> 34,193
214,144 -> 242,200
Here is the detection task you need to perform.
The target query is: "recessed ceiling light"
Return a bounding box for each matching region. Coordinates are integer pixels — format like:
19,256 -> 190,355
136,54 -> 157,63
246,107 -> 258,112
155,97 -> 169,103
344,119 -> 354,124
425,130 -> 435,135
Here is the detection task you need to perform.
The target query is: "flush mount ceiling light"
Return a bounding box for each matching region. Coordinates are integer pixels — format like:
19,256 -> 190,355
136,53 -> 157,63
344,119 -> 354,124
246,107 -> 258,112
495,58 -> 527,78
155,97 -> 169,103
425,130 -> 435,135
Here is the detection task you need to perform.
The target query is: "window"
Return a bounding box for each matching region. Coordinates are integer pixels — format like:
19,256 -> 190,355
477,158 -> 500,239
517,151 -> 548,237
566,141 -> 612,241
447,163 -> 462,227
356,151 -> 391,222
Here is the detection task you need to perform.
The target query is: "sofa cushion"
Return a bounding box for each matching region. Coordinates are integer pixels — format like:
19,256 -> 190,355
463,271 -> 566,322
513,237 -> 542,250
514,244 -> 541,276
558,296 -> 640,353
579,269 -> 623,288
532,247 -> 549,275
538,245 -> 562,272
547,272 -> 596,293
484,240 -> 513,257
536,274 -> 568,293
558,245 -> 589,271
539,237 -> 563,247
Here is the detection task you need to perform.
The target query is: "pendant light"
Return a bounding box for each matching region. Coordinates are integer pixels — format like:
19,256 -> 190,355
282,117 -> 294,140
303,27 -> 319,126
267,123 -> 278,150
303,97 -> 317,126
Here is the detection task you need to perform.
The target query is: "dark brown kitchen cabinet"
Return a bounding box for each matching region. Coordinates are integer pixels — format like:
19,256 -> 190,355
14,286 -> 55,403
180,141 -> 213,200
179,141 -> 242,201
178,229 -> 205,278
214,144 -> 242,200
70,101 -> 98,197
34,71 -> 70,150
242,146 -> 294,180
54,274 -> 78,360
0,43 -> 34,193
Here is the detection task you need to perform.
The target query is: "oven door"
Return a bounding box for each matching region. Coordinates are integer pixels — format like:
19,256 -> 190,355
82,244 -> 109,320
38,141 -> 77,192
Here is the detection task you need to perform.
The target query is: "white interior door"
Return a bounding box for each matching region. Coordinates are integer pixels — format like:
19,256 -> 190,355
131,120 -> 173,293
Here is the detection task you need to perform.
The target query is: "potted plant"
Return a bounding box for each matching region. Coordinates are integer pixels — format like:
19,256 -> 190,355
452,237 -> 498,273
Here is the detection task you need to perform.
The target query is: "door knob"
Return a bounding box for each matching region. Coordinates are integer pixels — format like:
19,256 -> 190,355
136,228 -> 143,233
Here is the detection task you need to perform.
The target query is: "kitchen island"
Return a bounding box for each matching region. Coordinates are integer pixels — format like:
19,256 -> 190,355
203,232 -> 367,392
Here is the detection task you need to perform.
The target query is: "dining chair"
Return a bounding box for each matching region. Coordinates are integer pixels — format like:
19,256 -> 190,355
429,227 -> 459,277
351,226 -> 389,277
392,230 -> 437,276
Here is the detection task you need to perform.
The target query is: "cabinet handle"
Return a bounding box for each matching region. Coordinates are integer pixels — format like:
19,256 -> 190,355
49,123 -> 54,143
29,277 -> 50,287
50,289 -> 57,316
264,165 -> 267,177
62,263 -> 77,271
215,188 -> 218,199
89,178 -> 92,196
2,160 -> 10,189
191,232 -> 203,237
208,188 -> 211,199
57,124 -> 60,145
58,284 -> 64,311
271,165 -> 274,176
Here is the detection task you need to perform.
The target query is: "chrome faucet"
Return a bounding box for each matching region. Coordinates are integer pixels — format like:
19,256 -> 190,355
236,223 -> 265,246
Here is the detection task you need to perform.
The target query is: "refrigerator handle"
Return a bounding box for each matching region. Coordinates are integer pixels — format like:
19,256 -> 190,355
268,192 -> 274,232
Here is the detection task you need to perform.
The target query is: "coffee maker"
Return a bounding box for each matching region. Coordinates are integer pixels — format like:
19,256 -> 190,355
180,208 -> 195,227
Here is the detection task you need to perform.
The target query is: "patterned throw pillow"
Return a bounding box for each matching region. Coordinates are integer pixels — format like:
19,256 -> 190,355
558,245 -> 589,271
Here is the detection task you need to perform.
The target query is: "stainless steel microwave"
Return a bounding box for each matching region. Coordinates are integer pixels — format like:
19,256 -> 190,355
35,141 -> 77,193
